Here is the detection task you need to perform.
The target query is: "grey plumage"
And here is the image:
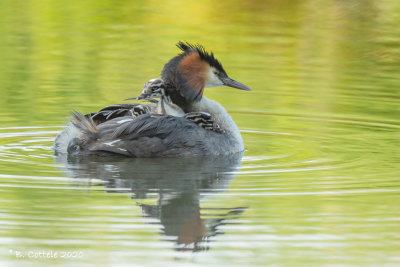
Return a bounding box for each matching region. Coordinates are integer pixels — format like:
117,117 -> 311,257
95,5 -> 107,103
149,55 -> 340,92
54,42 -> 251,158
64,112 -> 232,157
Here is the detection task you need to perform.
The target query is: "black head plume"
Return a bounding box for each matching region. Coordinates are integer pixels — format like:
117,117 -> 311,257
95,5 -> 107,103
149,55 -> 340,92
176,41 -> 227,75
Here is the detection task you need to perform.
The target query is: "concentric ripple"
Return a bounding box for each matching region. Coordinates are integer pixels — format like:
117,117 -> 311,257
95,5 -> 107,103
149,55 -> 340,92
0,111 -> 400,266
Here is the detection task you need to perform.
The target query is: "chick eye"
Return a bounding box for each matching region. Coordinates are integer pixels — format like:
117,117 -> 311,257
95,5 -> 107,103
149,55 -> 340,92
213,71 -> 218,75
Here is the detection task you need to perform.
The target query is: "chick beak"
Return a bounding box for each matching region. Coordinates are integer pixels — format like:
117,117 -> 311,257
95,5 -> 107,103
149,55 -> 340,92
221,77 -> 252,91
124,96 -> 138,101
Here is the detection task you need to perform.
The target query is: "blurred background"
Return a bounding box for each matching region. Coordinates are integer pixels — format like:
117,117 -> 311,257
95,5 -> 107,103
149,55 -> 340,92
1,0 -> 399,126
0,0 -> 400,266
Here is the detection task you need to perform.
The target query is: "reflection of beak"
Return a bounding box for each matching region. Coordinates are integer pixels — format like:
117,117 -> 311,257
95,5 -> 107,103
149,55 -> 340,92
221,77 -> 252,91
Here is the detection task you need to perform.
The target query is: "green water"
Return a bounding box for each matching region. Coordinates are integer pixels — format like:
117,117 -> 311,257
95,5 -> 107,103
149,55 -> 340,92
1,0 -> 400,266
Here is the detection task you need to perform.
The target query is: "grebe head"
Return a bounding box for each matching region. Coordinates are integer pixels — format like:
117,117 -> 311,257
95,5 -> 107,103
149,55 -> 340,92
161,42 -> 252,103
124,78 -> 165,103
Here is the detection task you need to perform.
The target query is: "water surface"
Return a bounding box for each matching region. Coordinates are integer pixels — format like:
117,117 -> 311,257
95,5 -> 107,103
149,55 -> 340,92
1,0 -> 400,266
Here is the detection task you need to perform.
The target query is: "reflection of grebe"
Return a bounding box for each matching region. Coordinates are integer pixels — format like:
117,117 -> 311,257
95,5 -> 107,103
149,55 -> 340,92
54,42 -> 252,157
55,153 -> 247,252
141,194 -> 246,252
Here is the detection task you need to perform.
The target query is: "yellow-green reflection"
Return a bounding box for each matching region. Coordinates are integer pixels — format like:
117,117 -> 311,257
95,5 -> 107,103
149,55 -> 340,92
1,0 -> 400,266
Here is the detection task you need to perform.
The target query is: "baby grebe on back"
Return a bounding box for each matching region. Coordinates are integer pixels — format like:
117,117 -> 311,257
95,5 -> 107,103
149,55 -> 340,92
54,42 -> 252,157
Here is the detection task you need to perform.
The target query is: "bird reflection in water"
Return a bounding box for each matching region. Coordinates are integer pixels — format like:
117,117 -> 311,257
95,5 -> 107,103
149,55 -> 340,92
55,152 -> 247,252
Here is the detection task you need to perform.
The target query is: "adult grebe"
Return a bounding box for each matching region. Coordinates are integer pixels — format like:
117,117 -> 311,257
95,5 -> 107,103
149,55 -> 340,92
54,42 -> 252,157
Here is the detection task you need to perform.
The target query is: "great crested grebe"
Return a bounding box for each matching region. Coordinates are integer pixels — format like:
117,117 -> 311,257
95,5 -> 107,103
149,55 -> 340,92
54,42 -> 252,157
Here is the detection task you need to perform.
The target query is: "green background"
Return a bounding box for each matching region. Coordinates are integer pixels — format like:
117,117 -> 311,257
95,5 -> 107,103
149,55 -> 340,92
0,0 -> 400,266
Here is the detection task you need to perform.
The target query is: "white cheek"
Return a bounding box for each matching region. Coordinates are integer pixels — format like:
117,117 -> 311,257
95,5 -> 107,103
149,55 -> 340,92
205,68 -> 224,88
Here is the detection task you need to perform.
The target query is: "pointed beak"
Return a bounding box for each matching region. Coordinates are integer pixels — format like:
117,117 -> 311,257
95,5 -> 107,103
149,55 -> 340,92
221,77 -> 252,91
124,96 -> 138,101
124,91 -> 152,101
